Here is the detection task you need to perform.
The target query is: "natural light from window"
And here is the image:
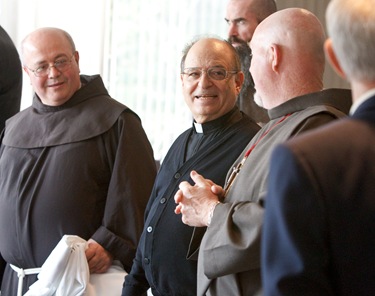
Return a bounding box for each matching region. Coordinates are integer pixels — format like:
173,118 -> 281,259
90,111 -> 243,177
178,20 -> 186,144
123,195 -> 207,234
106,0 -> 228,161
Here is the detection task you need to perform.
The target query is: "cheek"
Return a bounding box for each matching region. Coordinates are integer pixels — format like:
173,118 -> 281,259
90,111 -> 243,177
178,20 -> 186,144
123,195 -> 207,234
182,80 -> 195,94
250,57 -> 265,84
249,62 -> 257,82
182,85 -> 196,106
30,77 -> 45,92
223,83 -> 237,105
240,25 -> 255,42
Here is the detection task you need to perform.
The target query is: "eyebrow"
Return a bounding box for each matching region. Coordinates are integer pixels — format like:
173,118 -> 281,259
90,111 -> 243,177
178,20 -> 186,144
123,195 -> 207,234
33,54 -> 69,66
225,17 -> 247,24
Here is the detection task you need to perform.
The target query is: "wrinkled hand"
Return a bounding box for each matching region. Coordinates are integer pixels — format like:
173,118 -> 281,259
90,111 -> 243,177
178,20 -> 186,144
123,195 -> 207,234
174,170 -> 222,227
85,239 -> 113,274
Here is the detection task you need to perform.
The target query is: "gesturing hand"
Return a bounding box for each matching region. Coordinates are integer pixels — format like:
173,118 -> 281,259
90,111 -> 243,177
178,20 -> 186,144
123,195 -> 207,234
174,170 -> 222,227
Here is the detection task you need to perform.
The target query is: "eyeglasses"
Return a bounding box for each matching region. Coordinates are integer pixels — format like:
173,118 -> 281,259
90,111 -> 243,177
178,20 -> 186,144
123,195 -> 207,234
181,67 -> 239,82
27,54 -> 75,77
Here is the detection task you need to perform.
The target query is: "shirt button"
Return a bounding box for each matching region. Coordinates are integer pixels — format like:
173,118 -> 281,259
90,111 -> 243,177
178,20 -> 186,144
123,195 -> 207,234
144,257 -> 150,264
160,198 -> 166,204
147,226 -> 153,233
174,173 -> 181,179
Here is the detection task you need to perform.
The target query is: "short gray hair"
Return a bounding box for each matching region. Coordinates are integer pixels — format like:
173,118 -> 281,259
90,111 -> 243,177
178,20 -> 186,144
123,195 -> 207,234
326,0 -> 375,81
180,35 -> 241,72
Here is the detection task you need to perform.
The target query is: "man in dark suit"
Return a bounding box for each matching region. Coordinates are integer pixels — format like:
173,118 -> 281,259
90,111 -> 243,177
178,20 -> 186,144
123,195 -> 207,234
262,0 -> 375,295
0,26 -> 22,132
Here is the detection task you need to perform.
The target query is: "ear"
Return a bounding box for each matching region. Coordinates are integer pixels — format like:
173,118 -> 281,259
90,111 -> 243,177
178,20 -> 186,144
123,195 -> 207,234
23,66 -> 32,78
73,51 -> 81,73
324,38 -> 346,79
235,71 -> 245,94
269,43 -> 280,73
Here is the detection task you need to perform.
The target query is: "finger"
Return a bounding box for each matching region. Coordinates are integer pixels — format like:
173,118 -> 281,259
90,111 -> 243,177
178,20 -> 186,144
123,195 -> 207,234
178,181 -> 195,199
178,180 -> 192,191
87,255 -> 99,271
90,259 -> 106,274
190,170 -> 210,187
205,179 -> 215,186
85,246 -> 95,261
175,204 -> 182,214
174,189 -> 183,203
181,213 -> 189,226
211,184 -> 224,197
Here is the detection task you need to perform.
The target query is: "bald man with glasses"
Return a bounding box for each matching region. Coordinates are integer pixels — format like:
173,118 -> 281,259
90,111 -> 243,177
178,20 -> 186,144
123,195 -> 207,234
122,36 -> 260,296
0,27 -> 157,295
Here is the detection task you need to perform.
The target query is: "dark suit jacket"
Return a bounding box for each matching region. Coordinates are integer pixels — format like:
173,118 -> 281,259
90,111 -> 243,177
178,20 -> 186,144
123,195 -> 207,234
0,26 -> 22,132
262,95 -> 375,295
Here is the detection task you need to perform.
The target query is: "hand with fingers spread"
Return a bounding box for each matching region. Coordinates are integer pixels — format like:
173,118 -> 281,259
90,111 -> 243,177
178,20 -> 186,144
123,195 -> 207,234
85,239 -> 113,274
174,170 -> 223,227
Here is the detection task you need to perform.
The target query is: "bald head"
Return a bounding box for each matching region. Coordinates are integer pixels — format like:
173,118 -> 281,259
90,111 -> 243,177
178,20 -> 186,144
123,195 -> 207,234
253,8 -> 325,63
227,0 -> 277,22
21,27 -> 81,106
249,8 -> 326,109
21,27 -> 76,64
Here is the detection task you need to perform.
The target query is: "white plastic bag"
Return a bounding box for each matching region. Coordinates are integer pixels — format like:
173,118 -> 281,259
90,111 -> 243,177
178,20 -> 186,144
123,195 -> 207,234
25,235 -> 89,296
24,235 -> 127,296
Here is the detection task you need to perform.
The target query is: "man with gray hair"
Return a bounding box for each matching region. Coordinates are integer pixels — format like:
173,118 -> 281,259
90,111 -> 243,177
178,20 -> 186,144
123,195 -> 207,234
122,36 -> 259,296
262,0 -> 375,295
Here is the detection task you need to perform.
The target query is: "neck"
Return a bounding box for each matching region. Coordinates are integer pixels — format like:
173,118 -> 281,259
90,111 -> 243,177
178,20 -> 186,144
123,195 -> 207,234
351,80 -> 375,104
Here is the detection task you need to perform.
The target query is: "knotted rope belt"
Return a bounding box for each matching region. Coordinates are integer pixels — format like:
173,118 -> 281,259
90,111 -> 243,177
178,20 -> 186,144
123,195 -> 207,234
10,264 -> 41,296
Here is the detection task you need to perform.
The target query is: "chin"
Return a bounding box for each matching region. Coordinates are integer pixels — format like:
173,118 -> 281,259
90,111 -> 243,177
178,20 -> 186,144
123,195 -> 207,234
254,92 -> 264,108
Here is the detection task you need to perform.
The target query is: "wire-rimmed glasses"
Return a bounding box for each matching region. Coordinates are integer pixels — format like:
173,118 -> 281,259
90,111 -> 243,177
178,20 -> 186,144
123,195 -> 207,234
181,67 -> 239,82
27,53 -> 75,77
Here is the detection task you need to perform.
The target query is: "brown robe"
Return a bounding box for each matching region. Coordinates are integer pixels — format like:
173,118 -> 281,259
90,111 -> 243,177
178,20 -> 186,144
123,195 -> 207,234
0,75 -> 157,295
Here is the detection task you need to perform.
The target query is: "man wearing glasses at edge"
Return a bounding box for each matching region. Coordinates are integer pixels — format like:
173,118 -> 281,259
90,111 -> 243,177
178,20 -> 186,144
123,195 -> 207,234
0,27 -> 156,295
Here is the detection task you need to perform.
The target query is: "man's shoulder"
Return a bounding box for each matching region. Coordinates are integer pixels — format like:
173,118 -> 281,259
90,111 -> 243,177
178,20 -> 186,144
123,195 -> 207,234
308,88 -> 352,115
283,118 -> 368,163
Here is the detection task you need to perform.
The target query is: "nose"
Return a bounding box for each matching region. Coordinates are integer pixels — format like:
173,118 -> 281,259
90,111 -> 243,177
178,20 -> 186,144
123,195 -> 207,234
48,65 -> 61,78
228,22 -> 238,37
198,71 -> 213,88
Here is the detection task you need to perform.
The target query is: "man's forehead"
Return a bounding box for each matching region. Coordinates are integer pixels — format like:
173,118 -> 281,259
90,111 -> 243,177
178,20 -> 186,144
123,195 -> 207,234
226,0 -> 254,18
186,44 -> 230,65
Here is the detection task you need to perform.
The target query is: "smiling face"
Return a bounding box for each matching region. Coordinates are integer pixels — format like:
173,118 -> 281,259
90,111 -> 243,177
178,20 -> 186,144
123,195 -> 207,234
180,39 -> 243,123
22,28 -> 81,106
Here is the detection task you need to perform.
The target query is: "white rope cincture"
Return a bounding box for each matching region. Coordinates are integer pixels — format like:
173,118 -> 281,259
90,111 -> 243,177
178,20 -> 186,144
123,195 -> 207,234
10,264 -> 41,296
